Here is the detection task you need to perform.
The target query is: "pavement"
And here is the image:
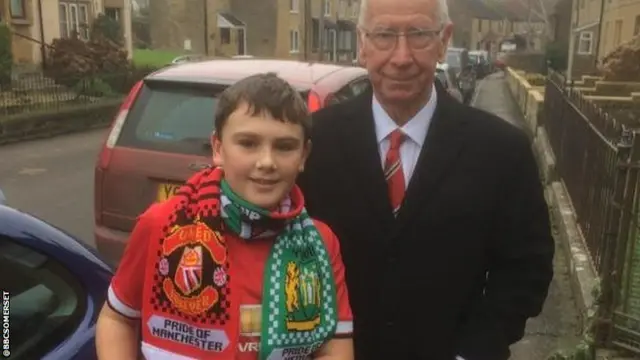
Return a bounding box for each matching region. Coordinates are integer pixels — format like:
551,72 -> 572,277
0,72 -> 581,359
474,73 -> 582,360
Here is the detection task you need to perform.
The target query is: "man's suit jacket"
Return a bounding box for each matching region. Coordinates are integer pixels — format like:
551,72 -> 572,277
298,82 -> 554,360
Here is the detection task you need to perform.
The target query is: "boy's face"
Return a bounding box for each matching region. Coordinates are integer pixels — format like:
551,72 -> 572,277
213,102 -> 311,209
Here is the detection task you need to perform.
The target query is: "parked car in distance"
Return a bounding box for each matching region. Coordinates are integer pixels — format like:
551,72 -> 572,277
0,191 -> 113,360
445,47 -> 470,80
469,50 -> 492,78
436,63 -> 463,102
170,54 -> 208,65
94,58 -> 369,265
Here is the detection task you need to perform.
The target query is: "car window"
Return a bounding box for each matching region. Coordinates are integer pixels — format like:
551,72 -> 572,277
326,77 -> 370,106
350,77 -> 371,96
117,82 -> 224,155
118,82 -> 310,155
0,236 -> 86,359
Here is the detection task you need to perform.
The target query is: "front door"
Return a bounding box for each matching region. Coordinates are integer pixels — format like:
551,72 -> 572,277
237,28 -> 245,55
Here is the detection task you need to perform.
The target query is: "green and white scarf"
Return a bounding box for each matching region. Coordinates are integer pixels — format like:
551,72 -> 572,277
218,173 -> 338,359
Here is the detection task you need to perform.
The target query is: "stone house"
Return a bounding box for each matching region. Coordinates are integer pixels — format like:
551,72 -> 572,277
0,0 -> 132,66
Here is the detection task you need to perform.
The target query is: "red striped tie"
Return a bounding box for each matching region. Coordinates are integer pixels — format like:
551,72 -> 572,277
384,129 -> 406,216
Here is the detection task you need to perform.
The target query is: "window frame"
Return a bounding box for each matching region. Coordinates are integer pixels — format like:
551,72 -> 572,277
59,3 -> 70,38
59,2 -> 90,40
290,29 -> 300,53
220,27 -> 231,44
324,0 -> 332,16
290,0 -> 299,13
105,7 -> 121,22
0,235 -> 87,359
577,31 -> 593,55
10,0 -> 26,19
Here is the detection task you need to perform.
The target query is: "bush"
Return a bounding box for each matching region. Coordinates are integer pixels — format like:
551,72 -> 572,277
545,41 -> 568,71
599,36 -> 640,81
0,23 -> 12,90
91,14 -> 123,45
46,34 -> 130,91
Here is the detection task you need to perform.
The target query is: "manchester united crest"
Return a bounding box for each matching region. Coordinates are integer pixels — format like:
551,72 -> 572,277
157,219 -> 228,316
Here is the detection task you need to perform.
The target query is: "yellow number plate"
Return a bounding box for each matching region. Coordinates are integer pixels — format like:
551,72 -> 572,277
157,183 -> 181,202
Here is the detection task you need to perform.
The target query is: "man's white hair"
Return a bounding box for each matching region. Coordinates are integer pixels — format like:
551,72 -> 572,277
357,0 -> 451,27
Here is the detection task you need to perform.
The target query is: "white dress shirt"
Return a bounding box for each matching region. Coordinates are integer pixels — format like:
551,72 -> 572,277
372,84 -> 438,188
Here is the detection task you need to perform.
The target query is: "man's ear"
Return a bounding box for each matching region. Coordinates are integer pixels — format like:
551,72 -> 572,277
299,140 -> 312,172
212,133 -> 223,167
438,23 -> 455,62
357,29 -> 366,67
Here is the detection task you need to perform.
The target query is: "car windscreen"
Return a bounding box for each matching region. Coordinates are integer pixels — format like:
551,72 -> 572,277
116,81 -> 224,155
117,81 -> 310,155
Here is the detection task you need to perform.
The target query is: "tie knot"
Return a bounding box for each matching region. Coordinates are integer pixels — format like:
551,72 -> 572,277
389,129 -> 405,150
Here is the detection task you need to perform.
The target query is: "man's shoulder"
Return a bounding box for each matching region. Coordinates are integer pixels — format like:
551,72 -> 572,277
311,96 -> 363,129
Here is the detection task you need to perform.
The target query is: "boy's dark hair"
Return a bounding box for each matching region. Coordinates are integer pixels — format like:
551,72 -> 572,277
214,72 -> 311,140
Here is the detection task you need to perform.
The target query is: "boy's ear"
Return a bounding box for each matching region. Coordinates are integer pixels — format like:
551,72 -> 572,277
212,133 -> 223,167
299,140 -> 312,172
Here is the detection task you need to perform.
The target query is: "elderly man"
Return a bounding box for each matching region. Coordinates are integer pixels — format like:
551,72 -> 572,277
297,0 -> 554,358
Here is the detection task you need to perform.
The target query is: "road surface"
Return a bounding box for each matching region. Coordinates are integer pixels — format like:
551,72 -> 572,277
0,128 -> 106,246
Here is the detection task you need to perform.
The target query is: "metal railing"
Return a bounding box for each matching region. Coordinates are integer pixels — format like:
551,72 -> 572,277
544,69 -> 640,354
0,69 -> 154,116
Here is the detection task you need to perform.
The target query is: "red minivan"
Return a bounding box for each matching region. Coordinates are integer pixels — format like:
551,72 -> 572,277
94,58 -> 369,265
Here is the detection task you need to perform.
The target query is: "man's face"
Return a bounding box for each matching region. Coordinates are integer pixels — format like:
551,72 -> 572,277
358,0 -> 453,104
213,102 -> 310,209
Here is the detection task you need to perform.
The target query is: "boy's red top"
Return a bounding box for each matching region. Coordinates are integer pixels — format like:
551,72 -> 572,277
107,201 -> 353,360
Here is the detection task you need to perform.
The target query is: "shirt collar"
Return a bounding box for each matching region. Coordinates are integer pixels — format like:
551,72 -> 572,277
372,84 -> 437,146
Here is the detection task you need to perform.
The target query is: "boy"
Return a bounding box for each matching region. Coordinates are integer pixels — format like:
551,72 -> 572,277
96,73 -> 354,360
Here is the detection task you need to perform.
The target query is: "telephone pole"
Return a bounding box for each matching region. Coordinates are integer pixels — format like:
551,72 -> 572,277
304,0 -> 311,60
318,0 -> 325,61
203,0 -> 209,55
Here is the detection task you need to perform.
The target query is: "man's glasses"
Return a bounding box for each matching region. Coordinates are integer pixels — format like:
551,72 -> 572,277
362,28 -> 443,51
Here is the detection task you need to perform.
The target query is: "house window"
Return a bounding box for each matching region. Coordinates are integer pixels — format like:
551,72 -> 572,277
634,15 -> 640,36
324,0 -> 331,16
105,7 -> 121,22
59,4 -> 69,38
290,29 -> 299,53
614,19 -> 623,45
60,2 -> 90,40
339,0 -> 348,17
577,31 -> 593,54
351,1 -> 358,18
10,0 -> 26,18
220,28 -> 231,44
477,20 -> 482,32
312,22 -> 319,51
290,0 -> 299,13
